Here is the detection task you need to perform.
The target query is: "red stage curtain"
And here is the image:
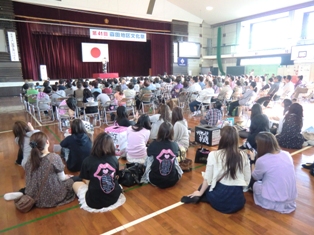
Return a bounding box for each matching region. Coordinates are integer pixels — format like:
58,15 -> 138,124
151,34 -> 171,75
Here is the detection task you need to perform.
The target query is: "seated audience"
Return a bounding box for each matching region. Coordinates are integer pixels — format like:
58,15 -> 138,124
4,132 -> 76,206
72,133 -> 126,212
255,76 -> 282,107
116,106 -> 137,127
187,76 -> 202,101
150,104 -> 171,141
251,132 -> 297,213
280,75 -> 294,99
114,85 -> 125,106
123,83 -> 136,99
276,103 -> 304,149
228,82 -> 256,115
172,107 -> 189,150
12,121 -> 39,166
240,103 -> 270,150
141,122 -> 183,188
65,82 -> 74,97
214,81 -> 233,102
37,87 -> 52,111
91,81 -> 102,94
231,80 -> 243,100
200,101 -> 223,127
60,119 -> 92,172
102,82 -> 112,94
126,114 -> 151,163
189,80 -> 214,116
181,126 -> 251,214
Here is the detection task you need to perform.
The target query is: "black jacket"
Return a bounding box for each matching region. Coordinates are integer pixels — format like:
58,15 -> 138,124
60,133 -> 92,172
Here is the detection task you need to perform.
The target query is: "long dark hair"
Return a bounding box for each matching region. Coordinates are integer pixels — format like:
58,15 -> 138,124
282,99 -> 292,115
71,119 -> 87,135
250,103 -> 263,119
116,106 -> 128,121
12,121 -> 31,149
171,107 -> 184,125
255,132 -> 280,159
157,122 -> 174,141
83,89 -> 93,102
285,103 -> 303,129
217,126 -> 243,179
116,85 -> 123,95
91,133 -> 115,157
132,114 -> 151,132
29,132 -> 48,172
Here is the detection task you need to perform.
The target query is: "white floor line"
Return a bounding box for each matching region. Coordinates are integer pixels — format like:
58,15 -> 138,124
0,130 -> 12,134
100,202 -> 184,235
29,113 -> 42,127
291,146 -> 313,156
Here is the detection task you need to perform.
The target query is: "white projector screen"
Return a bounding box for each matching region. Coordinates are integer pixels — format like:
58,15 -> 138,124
81,43 -> 109,62
178,42 -> 201,58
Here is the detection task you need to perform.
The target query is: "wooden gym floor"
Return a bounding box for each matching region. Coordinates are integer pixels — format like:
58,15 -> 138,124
0,96 -> 314,235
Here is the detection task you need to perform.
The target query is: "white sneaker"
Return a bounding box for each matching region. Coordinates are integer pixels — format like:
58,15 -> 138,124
197,110 -> 201,115
192,111 -> 197,116
4,192 -> 23,201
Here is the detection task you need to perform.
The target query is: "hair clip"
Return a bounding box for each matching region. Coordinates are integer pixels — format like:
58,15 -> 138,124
29,141 -> 37,149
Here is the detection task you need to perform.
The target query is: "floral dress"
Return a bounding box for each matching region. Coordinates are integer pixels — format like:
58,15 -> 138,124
276,114 -> 304,149
25,153 -> 75,208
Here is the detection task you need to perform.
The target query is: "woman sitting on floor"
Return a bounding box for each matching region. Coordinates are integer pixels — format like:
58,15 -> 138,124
149,104 -> 172,141
172,107 -> 189,151
250,132 -> 297,213
12,121 -> 40,167
4,132 -> 76,206
141,122 -> 183,188
73,133 -> 126,212
276,103 -> 304,149
181,126 -> 251,214
60,119 -> 92,172
239,103 -> 270,151
115,106 -> 137,127
126,114 -> 151,164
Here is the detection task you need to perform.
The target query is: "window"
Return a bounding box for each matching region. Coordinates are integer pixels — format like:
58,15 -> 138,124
250,17 -> 290,50
0,29 -> 7,52
303,11 -> 314,39
240,57 -> 281,66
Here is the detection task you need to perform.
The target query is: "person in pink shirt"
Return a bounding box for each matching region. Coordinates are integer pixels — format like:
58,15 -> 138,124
126,114 -> 151,164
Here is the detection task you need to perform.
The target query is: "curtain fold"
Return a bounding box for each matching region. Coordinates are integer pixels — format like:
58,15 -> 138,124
150,34 -> 171,75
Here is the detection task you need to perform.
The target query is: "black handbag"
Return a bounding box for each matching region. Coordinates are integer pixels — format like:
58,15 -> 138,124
195,148 -> 210,164
118,163 -> 145,187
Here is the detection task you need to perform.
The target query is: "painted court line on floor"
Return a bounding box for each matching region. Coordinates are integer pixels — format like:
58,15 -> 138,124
100,202 -> 184,235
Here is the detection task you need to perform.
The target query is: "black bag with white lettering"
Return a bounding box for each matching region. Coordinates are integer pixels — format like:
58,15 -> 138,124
195,148 -> 210,164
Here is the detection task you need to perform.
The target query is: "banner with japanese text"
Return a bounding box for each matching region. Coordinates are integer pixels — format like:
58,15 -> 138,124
90,29 -> 146,42
7,31 -> 19,61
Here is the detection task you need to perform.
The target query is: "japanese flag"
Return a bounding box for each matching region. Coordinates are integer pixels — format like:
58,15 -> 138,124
81,43 -> 109,62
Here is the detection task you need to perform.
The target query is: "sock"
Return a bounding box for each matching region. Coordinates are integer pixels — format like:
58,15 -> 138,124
4,192 -> 23,201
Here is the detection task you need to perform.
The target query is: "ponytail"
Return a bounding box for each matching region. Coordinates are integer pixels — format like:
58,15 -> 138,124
29,132 -> 48,172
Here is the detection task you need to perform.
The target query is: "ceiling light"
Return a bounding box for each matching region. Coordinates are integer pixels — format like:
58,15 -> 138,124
206,6 -> 213,11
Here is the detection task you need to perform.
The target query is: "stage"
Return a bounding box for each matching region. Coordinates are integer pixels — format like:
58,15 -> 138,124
92,73 -> 119,79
